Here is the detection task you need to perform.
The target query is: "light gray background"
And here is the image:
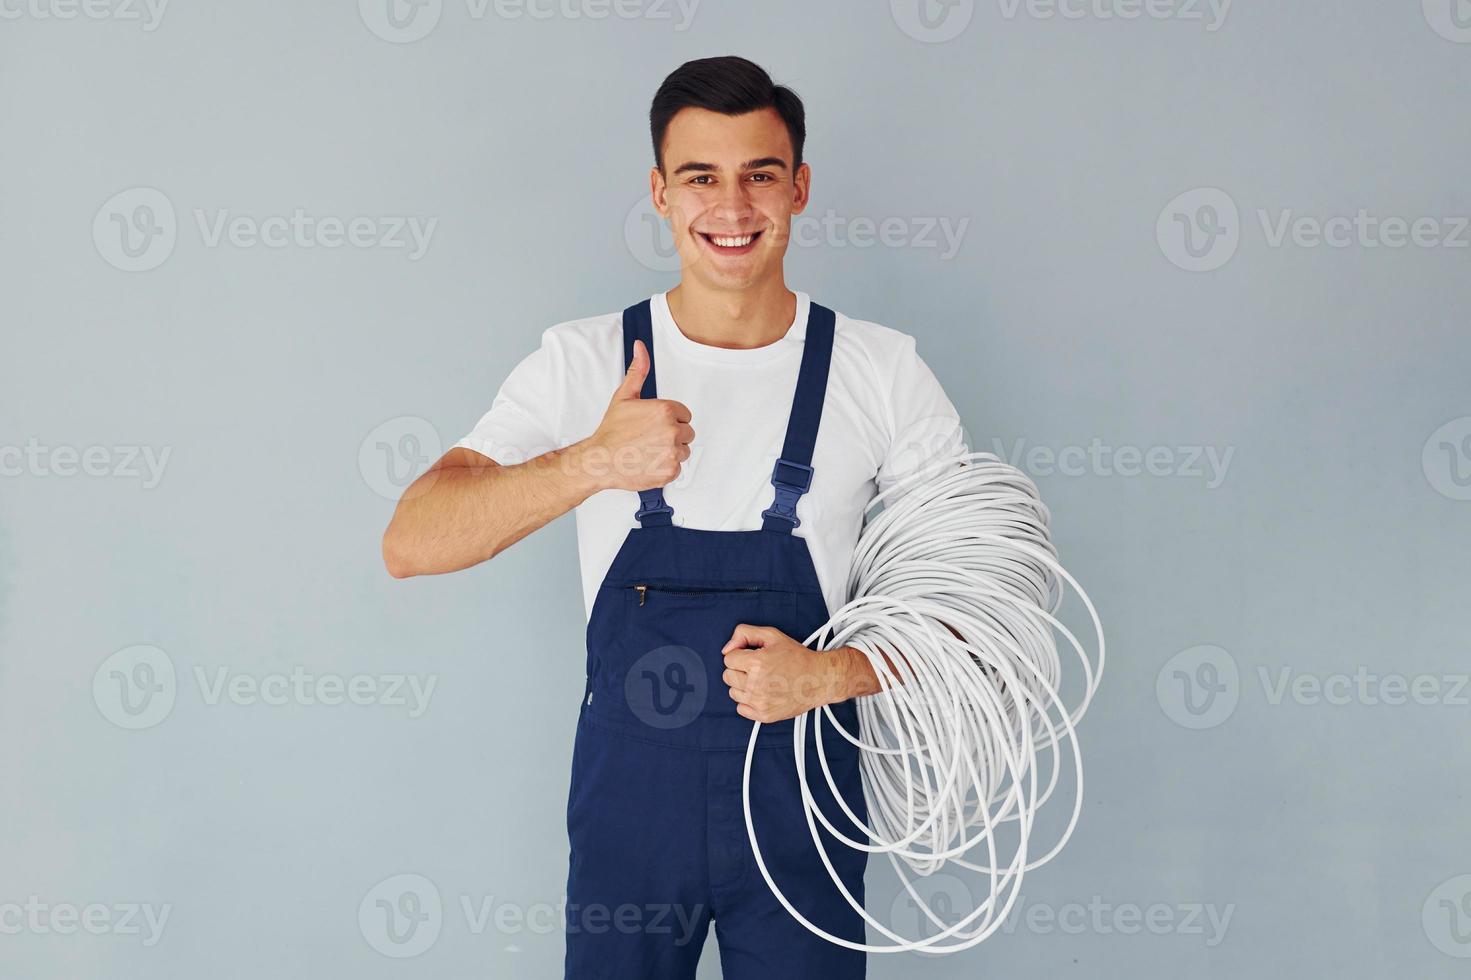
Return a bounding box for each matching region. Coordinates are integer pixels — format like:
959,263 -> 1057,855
3,1 -> 1470,977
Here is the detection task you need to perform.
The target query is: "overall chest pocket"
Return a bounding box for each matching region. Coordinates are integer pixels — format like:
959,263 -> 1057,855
621,583 -> 803,635
629,583 -> 759,605
585,583 -> 803,725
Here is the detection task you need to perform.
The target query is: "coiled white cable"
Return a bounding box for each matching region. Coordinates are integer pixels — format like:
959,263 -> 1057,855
742,450 -> 1105,954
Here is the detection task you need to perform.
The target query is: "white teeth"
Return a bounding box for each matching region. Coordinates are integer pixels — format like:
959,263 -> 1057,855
709,234 -> 754,247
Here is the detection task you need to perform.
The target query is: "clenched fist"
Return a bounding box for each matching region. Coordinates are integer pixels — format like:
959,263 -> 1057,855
720,624 -> 859,724
583,340 -> 695,492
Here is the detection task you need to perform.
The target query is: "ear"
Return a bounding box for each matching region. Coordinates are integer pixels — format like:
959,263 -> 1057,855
650,167 -> 670,221
790,161 -> 811,216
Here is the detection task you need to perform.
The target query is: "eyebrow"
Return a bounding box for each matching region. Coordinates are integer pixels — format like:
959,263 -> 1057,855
671,156 -> 789,176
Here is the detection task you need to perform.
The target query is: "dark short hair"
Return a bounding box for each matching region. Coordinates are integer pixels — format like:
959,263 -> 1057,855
649,56 -> 806,173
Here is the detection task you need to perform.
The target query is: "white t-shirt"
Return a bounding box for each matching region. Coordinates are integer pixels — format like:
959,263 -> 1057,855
454,290 -> 967,620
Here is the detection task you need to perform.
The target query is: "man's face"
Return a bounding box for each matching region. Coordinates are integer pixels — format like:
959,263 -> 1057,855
652,107 -> 809,292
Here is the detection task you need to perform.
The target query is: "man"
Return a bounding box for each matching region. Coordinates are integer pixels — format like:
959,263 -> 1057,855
382,55 -> 965,980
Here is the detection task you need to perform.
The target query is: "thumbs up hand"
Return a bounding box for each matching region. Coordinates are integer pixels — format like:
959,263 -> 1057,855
583,340 -> 694,492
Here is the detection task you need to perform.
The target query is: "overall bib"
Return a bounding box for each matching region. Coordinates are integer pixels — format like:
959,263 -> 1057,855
564,299 -> 869,979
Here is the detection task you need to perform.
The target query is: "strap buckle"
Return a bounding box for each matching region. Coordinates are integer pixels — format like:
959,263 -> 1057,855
761,458 -> 814,528
634,490 -> 673,523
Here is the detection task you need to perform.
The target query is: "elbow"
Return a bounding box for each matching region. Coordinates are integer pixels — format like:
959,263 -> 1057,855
381,526 -> 418,579
381,508 -> 503,579
381,526 -> 498,578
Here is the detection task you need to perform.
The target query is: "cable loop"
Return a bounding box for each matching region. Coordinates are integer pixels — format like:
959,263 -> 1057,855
743,451 -> 1106,954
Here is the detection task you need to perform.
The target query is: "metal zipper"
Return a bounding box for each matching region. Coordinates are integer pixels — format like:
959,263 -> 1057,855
633,584 -> 762,606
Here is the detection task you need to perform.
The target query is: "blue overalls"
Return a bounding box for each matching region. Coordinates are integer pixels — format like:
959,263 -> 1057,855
564,298 -> 869,979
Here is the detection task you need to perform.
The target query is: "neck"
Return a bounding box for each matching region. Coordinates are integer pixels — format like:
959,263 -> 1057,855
665,277 -> 797,350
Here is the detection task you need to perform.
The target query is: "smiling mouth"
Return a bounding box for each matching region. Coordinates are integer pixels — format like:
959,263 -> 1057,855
697,230 -> 763,254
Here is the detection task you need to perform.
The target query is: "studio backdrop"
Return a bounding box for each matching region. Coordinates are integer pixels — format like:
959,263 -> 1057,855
2,1 -> 1469,977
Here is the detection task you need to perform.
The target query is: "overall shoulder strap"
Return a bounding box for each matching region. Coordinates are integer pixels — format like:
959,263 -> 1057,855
621,300 -> 673,527
621,299 -> 659,400
762,302 -> 836,533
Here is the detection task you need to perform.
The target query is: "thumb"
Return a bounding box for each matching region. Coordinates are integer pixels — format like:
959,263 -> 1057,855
611,340 -> 649,402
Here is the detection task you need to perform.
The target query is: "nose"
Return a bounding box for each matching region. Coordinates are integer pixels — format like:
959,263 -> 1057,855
709,179 -> 755,224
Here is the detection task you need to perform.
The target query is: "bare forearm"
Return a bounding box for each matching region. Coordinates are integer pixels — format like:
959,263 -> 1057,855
824,621 -> 971,703
827,644 -> 903,701
382,443 -> 602,578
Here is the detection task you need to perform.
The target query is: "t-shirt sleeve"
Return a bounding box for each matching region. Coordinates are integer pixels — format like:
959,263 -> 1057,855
452,330 -> 564,465
875,334 -> 969,497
